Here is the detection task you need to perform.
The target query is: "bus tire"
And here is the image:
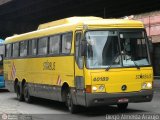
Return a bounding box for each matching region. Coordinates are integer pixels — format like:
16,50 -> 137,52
24,83 -> 32,103
16,84 -> 24,101
66,89 -> 78,114
117,103 -> 128,111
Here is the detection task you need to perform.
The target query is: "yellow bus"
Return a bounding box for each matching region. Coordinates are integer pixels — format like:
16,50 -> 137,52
4,17 -> 153,113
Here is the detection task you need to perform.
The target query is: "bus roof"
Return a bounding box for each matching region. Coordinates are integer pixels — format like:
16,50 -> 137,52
38,16 -> 102,30
5,16 -> 144,44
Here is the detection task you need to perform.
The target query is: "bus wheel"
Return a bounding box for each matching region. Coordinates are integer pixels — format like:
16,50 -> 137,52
16,84 -> 24,101
117,103 -> 128,111
24,83 -> 32,103
66,89 -> 78,113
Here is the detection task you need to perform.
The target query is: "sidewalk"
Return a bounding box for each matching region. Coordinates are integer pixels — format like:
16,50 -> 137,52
154,77 -> 160,91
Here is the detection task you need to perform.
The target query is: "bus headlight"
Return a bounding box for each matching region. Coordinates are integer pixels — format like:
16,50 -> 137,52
99,85 -> 105,92
142,82 -> 152,89
147,83 -> 152,88
92,86 -> 97,91
142,83 -> 147,89
92,85 -> 105,92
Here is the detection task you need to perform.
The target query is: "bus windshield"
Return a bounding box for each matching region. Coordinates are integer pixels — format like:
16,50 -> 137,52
85,30 -> 150,69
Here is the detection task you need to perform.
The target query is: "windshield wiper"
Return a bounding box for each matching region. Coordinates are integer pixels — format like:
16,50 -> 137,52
106,53 -> 140,71
132,60 -> 140,69
124,55 -> 140,69
106,64 -> 112,71
106,53 -> 120,71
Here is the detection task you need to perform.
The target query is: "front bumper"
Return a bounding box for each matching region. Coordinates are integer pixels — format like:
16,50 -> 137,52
85,90 -> 153,107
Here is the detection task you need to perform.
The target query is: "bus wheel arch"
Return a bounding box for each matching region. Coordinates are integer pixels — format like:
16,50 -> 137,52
23,81 -> 32,103
61,82 -> 69,102
61,82 -> 78,113
16,79 -> 25,101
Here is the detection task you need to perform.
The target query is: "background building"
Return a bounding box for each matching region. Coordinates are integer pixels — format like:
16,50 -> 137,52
134,11 -> 160,76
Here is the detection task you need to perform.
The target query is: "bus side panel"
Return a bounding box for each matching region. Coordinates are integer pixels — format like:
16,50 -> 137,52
6,56 -> 75,101
4,60 -> 14,92
74,63 -> 86,106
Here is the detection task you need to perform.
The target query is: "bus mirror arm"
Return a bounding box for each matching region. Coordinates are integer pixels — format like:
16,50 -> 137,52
78,56 -> 84,69
80,41 -> 86,56
148,37 -> 153,53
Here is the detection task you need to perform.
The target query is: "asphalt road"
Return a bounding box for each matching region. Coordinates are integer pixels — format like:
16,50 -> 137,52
0,89 -> 160,120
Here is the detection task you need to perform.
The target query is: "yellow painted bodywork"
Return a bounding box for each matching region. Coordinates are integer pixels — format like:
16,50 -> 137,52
4,56 -> 75,87
5,17 -> 144,44
85,67 -> 153,93
4,17 -> 153,94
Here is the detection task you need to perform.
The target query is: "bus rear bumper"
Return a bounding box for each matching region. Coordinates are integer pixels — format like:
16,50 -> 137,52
85,90 -> 153,107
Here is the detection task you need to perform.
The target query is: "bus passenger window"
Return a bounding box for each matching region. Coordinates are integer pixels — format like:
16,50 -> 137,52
62,33 -> 72,54
20,41 -> 28,57
49,35 -> 60,54
38,37 -> 48,55
6,44 -> 12,58
29,39 -> 37,56
13,43 -> 19,57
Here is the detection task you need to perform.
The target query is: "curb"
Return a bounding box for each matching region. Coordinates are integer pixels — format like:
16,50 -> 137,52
0,88 -> 9,92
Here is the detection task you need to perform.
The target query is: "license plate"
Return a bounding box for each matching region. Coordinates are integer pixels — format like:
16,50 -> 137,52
118,98 -> 129,103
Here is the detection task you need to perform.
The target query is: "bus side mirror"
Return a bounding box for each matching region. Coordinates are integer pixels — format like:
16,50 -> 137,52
78,57 -> 84,69
81,41 -> 86,56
